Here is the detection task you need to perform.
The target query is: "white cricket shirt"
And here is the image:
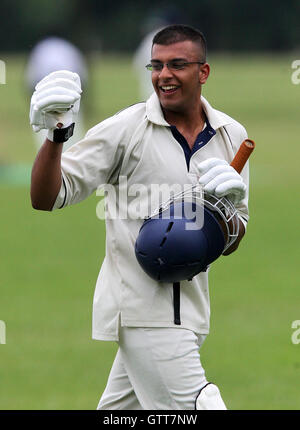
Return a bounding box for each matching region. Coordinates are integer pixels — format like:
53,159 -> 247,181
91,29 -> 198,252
52,93 -> 249,341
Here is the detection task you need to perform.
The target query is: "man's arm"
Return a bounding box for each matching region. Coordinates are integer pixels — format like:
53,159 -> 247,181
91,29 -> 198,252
29,70 -> 82,210
30,139 -> 63,211
197,157 -> 249,256
222,218 -> 245,255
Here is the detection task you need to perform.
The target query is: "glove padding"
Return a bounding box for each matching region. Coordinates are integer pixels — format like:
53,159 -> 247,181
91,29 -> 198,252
198,158 -> 246,205
29,70 -> 82,141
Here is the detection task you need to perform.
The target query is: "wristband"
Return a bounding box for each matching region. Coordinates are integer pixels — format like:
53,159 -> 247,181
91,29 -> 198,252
50,123 -> 75,143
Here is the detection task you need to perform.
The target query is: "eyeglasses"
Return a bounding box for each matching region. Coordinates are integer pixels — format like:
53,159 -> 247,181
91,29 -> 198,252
145,60 -> 205,72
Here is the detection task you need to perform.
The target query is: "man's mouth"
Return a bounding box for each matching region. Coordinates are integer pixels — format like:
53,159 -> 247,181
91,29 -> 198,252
159,85 -> 180,94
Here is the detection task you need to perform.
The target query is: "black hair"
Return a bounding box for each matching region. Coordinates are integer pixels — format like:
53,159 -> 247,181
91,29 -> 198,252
152,24 -> 207,62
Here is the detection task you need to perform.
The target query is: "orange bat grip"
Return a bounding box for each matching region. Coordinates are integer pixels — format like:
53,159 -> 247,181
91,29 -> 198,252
230,139 -> 255,173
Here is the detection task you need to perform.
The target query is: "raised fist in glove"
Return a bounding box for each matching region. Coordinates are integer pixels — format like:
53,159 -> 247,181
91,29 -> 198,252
198,158 -> 246,205
29,70 -> 82,143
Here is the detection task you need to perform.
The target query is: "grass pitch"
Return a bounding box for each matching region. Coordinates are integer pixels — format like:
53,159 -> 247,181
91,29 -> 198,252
0,53 -> 299,409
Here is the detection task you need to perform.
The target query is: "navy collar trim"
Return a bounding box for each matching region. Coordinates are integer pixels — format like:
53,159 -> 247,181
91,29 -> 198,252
170,118 -> 216,170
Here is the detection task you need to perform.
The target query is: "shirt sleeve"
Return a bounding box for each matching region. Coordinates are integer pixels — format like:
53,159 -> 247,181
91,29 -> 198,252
51,115 -> 127,210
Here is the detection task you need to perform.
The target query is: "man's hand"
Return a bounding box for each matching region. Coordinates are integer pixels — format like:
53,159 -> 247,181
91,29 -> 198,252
29,70 -> 82,143
198,158 -> 246,205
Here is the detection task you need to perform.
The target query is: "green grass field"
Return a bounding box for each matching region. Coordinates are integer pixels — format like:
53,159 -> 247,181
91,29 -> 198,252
0,52 -> 299,409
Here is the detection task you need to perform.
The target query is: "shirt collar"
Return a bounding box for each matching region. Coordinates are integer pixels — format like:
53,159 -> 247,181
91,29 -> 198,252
145,92 -> 170,126
146,92 -> 234,130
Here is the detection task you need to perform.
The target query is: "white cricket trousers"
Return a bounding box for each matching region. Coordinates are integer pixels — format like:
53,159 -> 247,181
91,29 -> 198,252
97,327 -> 208,410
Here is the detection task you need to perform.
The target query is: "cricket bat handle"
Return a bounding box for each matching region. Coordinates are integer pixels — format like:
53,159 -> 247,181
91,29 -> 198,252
230,139 -> 255,173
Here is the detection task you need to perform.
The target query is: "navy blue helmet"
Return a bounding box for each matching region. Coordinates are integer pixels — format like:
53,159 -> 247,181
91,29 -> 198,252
135,190 -> 239,283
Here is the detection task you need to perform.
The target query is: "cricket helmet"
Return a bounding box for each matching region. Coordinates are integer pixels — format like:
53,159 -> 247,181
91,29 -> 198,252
135,185 -> 239,283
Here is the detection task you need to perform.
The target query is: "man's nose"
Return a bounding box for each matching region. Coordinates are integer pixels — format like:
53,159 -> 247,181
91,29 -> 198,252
158,64 -> 173,79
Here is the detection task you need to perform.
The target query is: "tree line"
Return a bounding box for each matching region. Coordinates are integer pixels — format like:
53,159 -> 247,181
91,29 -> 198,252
1,0 -> 299,53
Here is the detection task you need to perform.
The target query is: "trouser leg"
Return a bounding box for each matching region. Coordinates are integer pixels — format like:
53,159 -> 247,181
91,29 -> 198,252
117,327 -> 208,410
97,348 -> 142,410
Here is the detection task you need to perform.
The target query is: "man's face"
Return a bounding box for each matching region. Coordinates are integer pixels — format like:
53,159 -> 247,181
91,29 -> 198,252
151,40 -> 209,114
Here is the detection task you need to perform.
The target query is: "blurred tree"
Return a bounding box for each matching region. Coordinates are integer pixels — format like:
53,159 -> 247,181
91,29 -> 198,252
0,0 -> 299,53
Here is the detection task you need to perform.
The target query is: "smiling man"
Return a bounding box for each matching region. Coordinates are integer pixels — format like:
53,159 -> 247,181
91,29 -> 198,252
151,43 -> 207,115
150,30 -> 209,147
30,24 -> 250,410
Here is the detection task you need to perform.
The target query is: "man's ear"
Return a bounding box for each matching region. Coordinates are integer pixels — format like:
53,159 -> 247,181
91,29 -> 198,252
199,63 -> 210,85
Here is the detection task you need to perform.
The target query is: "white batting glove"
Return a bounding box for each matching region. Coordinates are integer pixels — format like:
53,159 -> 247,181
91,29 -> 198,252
198,158 -> 246,205
29,70 -> 82,143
